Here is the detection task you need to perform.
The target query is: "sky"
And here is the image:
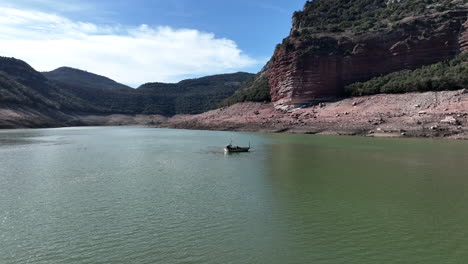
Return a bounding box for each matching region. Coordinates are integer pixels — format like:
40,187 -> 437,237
0,0 -> 306,86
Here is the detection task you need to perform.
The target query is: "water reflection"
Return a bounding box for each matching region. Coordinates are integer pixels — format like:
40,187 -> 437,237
2,128 -> 468,264
261,134 -> 468,263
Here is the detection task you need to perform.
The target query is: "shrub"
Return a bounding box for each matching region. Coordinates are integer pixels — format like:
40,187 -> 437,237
345,54 -> 468,96
293,0 -> 462,34
219,74 -> 271,107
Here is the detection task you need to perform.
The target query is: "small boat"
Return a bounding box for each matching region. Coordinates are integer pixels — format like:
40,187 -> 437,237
224,142 -> 250,153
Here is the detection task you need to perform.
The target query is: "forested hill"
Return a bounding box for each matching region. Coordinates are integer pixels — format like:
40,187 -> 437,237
43,67 -> 133,91
0,57 -> 100,112
0,57 -> 255,117
138,72 -> 253,93
44,66 -> 254,115
137,72 -> 254,113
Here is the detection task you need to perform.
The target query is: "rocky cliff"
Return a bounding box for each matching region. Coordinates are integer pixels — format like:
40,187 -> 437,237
461,19 -> 468,53
268,0 -> 468,110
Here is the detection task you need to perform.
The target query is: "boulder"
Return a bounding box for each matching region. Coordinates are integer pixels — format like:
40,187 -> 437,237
441,116 -> 460,125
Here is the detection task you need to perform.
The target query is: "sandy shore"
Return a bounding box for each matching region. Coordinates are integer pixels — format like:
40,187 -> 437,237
1,89 -> 468,139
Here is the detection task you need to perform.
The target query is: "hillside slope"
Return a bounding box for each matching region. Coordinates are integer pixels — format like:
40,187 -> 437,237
43,67 -> 154,115
346,54 -> 468,95
0,57 -> 100,113
43,67 -> 254,115
43,67 -> 132,91
0,57 -> 255,128
138,72 -> 254,114
0,57 -> 103,128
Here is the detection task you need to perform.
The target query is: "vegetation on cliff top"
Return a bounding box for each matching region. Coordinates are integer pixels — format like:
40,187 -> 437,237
346,54 -> 468,96
292,0 -> 466,34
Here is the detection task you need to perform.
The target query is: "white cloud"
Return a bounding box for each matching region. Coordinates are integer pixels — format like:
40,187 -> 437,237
0,7 -> 259,85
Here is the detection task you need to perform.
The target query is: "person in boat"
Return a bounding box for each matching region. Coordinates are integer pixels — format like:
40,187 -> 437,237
225,144 -> 238,150
224,142 -> 250,152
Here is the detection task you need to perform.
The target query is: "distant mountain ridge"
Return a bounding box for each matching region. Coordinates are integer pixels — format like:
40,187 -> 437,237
0,57 -> 99,112
42,65 -> 254,115
43,67 -> 133,91
137,72 -> 254,113
0,57 -> 255,126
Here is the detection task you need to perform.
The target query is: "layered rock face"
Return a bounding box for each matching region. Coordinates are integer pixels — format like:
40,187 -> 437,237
461,19 -> 468,54
269,9 -> 468,109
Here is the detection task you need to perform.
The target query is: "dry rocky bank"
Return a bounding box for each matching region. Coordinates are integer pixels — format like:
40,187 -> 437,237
166,89 -> 468,139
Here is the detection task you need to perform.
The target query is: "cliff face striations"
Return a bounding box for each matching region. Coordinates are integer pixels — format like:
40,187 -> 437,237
461,18 -> 468,54
268,0 -> 468,109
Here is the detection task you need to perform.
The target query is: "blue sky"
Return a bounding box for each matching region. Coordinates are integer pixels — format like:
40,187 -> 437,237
0,0 -> 306,85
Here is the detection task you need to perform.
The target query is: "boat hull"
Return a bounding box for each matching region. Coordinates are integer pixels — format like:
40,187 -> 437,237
224,147 -> 250,153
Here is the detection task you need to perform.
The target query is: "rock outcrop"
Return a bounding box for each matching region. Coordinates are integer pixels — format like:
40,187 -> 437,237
461,18 -> 468,54
269,5 -> 468,110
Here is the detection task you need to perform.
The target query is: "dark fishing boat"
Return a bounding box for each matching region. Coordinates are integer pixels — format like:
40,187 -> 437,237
224,142 -> 250,153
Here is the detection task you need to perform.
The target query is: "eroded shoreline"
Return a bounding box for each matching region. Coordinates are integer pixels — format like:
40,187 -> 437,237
1,89 -> 468,139
166,89 -> 468,139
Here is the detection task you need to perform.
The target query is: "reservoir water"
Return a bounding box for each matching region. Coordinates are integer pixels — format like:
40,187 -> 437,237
1,127 -> 468,264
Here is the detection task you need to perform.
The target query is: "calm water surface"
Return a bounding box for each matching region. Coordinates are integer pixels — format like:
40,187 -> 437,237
1,127 -> 468,264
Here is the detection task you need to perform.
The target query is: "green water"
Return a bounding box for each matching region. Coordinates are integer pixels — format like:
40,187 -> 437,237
1,127 -> 468,264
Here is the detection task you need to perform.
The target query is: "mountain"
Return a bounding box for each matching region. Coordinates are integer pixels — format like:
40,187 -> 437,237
42,66 -> 254,115
6,0 -> 467,130
42,67 -> 150,115
0,56 -> 254,127
226,0 -> 468,110
0,57 -> 106,128
43,67 -> 133,91
0,57 -> 100,112
137,72 -> 254,114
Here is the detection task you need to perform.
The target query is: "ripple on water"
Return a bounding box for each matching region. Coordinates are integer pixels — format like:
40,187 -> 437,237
2,127 -> 468,264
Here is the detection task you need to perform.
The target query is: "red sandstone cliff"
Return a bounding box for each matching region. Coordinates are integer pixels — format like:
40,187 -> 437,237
269,9 -> 468,110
